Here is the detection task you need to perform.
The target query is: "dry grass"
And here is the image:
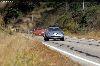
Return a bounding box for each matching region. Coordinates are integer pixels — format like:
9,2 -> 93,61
85,31 -> 100,40
65,31 -> 100,40
0,32 -> 80,66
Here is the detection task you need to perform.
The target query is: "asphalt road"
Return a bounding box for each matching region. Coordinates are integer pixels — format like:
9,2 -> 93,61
23,33 -> 100,66
34,36 -> 100,66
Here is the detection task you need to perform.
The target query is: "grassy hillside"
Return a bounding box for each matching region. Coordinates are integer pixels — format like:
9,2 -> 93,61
0,32 -> 80,66
65,31 -> 100,40
0,2 -> 99,39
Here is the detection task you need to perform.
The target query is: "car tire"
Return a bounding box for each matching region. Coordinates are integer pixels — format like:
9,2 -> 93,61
60,38 -> 64,41
44,37 -> 49,41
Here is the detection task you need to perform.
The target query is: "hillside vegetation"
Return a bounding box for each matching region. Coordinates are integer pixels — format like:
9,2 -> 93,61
0,32 -> 80,66
0,1 -> 100,37
39,2 -> 100,39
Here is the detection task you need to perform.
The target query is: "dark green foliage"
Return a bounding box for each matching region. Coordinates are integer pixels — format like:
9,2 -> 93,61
41,2 -> 100,32
1,0 -> 40,25
0,1 -> 100,32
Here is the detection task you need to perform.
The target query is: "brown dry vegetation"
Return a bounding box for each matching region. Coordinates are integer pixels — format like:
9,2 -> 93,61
65,31 -> 100,40
0,32 -> 80,66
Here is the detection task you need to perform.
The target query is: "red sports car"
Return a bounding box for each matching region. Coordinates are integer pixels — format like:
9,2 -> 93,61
33,28 -> 46,36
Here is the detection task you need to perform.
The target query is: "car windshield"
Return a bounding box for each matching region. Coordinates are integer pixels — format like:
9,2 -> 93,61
48,27 -> 61,31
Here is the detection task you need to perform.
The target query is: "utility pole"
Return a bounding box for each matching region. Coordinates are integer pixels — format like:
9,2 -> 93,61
82,0 -> 85,15
83,0 -> 85,10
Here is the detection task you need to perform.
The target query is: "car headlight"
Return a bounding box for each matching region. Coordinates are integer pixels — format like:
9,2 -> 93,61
61,32 -> 64,34
42,32 -> 44,33
47,32 -> 50,35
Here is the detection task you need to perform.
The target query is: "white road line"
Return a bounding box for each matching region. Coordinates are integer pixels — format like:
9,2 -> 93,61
42,42 -> 100,66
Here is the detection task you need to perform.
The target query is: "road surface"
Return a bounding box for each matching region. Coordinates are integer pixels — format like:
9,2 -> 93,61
23,34 -> 100,66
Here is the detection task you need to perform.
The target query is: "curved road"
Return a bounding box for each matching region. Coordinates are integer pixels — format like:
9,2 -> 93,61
23,34 -> 100,66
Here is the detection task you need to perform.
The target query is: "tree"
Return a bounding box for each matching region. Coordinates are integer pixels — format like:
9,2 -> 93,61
2,0 -> 40,26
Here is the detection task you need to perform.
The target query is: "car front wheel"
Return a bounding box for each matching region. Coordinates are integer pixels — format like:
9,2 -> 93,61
60,37 -> 64,41
44,37 -> 49,41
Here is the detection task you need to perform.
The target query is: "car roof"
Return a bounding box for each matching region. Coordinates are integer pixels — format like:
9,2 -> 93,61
49,27 -> 59,28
